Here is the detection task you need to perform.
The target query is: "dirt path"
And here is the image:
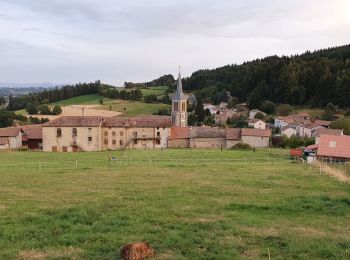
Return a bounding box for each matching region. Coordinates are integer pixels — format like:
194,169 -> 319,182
314,161 -> 350,183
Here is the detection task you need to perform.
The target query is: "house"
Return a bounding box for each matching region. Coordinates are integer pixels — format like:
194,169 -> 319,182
42,115 -> 171,152
203,104 -> 218,115
241,128 -> 271,148
214,109 -> 238,125
168,127 -> 190,148
0,126 -> 22,150
248,119 -> 266,129
21,125 -> 43,150
301,123 -> 323,138
314,128 -> 343,144
225,128 -> 242,148
317,134 -> 350,161
314,120 -> 331,128
281,126 -> 297,138
274,116 -> 295,128
249,109 -> 266,120
190,127 -> 226,148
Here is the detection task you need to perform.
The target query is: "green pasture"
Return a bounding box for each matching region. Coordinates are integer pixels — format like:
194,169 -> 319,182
0,149 -> 349,259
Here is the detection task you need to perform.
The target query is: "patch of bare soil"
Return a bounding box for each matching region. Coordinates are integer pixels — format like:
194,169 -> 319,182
314,162 -> 350,183
18,247 -> 82,260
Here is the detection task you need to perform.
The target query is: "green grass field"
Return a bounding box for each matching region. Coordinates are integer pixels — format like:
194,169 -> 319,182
0,149 -> 349,259
139,86 -> 168,97
53,94 -> 106,106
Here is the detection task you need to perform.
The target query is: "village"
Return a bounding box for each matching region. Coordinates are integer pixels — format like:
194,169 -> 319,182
0,71 -> 349,163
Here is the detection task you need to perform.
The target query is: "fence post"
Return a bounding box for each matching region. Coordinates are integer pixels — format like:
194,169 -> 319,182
75,160 -> 78,169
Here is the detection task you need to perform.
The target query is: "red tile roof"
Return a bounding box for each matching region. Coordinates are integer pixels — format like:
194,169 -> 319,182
226,128 -> 242,140
0,127 -> 21,137
241,128 -> 271,137
317,134 -> 350,159
306,144 -> 318,150
43,116 -> 172,128
169,127 -> 190,140
43,116 -> 103,127
21,125 -> 42,140
191,127 -> 226,138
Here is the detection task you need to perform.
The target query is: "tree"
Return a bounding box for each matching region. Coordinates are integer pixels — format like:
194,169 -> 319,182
276,104 -> 292,116
144,95 -> 158,103
248,88 -> 262,109
0,97 -> 6,106
194,99 -> 205,122
25,102 -> 39,115
99,98 -> 104,105
39,105 -> 51,115
188,114 -> 199,126
227,97 -> 239,108
325,102 -> 336,115
52,105 -> 62,115
255,112 -> 265,120
260,100 -> 276,114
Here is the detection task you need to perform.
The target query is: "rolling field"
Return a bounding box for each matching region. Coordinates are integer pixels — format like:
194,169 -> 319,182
0,149 -> 349,259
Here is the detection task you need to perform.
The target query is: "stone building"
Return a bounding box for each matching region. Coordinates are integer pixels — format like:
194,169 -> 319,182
171,69 -> 188,127
0,126 -> 22,150
241,128 -> 271,148
42,116 -> 171,152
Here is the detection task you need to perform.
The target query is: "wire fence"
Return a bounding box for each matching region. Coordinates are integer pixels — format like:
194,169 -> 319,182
0,157 -> 301,173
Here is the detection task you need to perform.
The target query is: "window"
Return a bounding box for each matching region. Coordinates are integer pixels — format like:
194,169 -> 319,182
119,140 -> 124,145
112,140 -> 116,145
56,128 -> 62,137
173,101 -> 178,112
104,139 -> 108,145
133,139 -> 137,145
182,102 -> 186,111
157,127 -> 159,130
88,137 -> 92,142
112,131 -> 116,137
72,128 -> 77,137
157,131 -> 160,137
156,139 -> 161,145
104,131 -> 108,137
88,128 -> 92,132
133,132 -> 137,138
120,131 -> 123,136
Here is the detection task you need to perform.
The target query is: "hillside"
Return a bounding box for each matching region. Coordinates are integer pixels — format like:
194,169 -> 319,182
181,44 -> 350,108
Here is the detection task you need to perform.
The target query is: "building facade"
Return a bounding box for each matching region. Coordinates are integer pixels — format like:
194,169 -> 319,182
42,116 -> 171,152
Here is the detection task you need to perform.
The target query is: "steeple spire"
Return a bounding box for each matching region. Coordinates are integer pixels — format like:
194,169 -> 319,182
174,65 -> 184,100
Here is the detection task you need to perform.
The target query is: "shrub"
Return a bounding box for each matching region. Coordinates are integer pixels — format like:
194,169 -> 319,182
276,104 -> 292,116
260,100 -> 276,114
231,143 -> 253,150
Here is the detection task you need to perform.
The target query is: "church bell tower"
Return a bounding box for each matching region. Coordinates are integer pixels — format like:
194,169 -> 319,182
171,67 -> 188,127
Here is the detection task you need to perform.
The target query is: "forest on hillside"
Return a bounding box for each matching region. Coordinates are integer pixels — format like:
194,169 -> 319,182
181,44 -> 350,108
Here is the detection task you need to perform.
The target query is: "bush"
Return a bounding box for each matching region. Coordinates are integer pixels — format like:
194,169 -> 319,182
52,105 -> 62,115
276,104 -> 292,116
231,142 -> 253,150
260,100 -> 276,114
330,117 -> 350,135
144,95 -> 158,103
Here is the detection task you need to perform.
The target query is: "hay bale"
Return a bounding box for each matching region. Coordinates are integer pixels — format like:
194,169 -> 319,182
120,242 -> 155,260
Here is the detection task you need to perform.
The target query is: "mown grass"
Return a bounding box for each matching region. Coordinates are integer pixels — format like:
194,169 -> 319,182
139,86 -> 168,97
0,149 -> 349,259
53,94 -> 106,106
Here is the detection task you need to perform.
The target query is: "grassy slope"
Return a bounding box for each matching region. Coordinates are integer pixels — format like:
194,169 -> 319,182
16,86 -> 170,117
0,149 -> 349,259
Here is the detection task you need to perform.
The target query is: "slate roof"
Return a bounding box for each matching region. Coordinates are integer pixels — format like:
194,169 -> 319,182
317,134 -> 350,159
0,127 -> 21,137
241,128 -> 271,137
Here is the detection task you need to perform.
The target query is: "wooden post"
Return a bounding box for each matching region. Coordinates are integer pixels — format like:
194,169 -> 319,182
268,248 -> 271,260
75,160 -> 78,169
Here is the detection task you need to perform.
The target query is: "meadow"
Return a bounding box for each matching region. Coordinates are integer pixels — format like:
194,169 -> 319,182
0,149 -> 349,259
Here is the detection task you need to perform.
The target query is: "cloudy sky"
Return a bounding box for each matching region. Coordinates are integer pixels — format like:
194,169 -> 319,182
0,0 -> 349,85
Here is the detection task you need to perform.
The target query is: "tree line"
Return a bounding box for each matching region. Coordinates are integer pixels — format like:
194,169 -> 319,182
182,44 -> 350,108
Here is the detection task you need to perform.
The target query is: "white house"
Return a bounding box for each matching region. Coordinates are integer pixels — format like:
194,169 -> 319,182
281,126 -> 297,138
248,119 -> 266,129
249,109 -> 266,120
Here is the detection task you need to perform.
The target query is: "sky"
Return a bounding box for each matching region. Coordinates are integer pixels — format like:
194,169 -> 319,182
0,0 -> 349,86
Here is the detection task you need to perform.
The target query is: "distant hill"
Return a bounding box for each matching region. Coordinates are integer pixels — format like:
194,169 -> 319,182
0,83 -> 60,97
180,44 -> 350,108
